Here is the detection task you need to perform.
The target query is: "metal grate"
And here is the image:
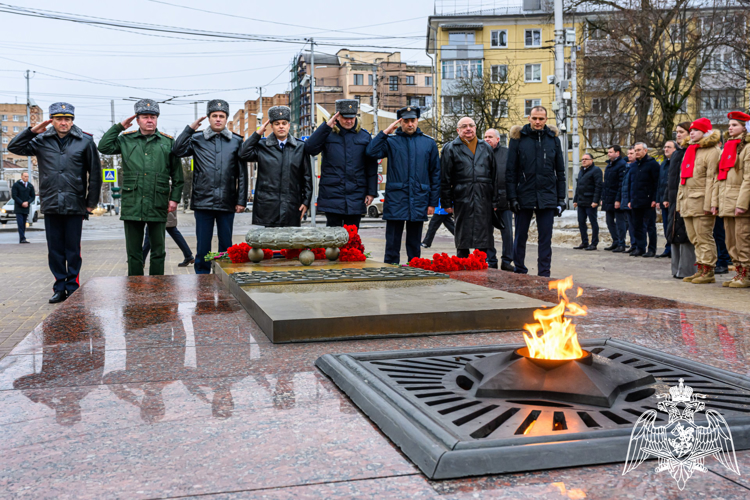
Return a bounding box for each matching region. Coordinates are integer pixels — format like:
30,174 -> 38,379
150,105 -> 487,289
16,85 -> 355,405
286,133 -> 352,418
316,338 -> 750,479
231,267 -> 448,286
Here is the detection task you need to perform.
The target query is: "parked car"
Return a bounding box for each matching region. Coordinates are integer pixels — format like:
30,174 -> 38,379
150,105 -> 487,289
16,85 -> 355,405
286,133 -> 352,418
367,189 -> 386,218
0,196 -> 40,225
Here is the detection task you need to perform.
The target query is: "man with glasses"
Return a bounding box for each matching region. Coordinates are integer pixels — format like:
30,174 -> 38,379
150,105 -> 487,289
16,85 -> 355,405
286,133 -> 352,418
573,153 -> 603,250
440,117 -> 498,267
506,106 -> 566,277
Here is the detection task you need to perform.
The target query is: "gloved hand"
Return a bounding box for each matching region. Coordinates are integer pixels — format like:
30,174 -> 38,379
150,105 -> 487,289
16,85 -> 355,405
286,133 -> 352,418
511,200 -> 521,213
556,200 -> 566,217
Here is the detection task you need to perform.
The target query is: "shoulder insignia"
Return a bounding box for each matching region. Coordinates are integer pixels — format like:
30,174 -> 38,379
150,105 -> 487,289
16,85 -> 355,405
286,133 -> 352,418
81,130 -> 93,137
159,131 -> 173,139
123,130 -> 137,135
422,133 -> 435,141
232,132 -> 244,139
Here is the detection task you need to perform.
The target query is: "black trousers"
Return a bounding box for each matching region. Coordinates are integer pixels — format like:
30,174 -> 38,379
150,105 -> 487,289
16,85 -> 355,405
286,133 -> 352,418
421,213 -> 455,247
326,213 -> 362,229
44,214 -> 84,293
577,206 -> 599,246
497,209 -> 514,267
632,207 -> 657,253
143,226 -> 193,262
514,208 -> 555,277
605,209 -> 627,247
15,213 -> 28,242
384,220 -> 423,265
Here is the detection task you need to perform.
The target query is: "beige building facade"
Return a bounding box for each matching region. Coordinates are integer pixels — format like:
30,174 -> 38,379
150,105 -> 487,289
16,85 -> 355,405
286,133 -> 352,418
0,104 -> 43,179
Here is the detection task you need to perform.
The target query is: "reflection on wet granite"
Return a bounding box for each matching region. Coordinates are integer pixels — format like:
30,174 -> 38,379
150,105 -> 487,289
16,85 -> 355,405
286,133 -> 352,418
1,273 -> 750,498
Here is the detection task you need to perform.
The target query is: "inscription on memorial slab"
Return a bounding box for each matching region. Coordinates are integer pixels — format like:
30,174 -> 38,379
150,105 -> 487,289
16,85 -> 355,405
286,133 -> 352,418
230,266 -> 449,287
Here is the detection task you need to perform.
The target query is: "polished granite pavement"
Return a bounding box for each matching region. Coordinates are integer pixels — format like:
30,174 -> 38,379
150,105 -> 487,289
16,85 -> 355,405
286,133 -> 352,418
1,272 -> 748,499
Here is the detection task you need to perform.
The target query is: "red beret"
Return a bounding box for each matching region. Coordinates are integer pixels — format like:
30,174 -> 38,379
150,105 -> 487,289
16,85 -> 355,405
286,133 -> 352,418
689,117 -> 712,134
727,111 -> 750,123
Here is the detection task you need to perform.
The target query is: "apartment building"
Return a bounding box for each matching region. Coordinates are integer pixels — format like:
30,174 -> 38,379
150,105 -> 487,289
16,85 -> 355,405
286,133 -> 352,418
229,93 -> 289,139
0,103 -> 43,177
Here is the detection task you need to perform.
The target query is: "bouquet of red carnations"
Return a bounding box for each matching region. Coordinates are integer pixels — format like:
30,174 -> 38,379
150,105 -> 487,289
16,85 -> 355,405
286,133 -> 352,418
226,242 -> 272,263
409,250 -> 488,272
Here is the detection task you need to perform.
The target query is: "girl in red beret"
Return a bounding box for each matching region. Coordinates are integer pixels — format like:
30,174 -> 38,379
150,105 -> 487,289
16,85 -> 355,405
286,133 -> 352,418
676,118 -> 721,283
712,111 -> 750,287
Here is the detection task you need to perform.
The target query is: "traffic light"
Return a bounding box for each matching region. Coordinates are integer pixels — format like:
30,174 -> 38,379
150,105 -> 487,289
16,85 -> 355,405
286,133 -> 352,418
111,186 -> 121,199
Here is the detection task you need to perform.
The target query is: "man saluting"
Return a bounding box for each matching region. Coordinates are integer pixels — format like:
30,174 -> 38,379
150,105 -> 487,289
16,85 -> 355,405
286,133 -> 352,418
239,106 -> 312,227
8,102 -> 102,303
98,99 -> 183,276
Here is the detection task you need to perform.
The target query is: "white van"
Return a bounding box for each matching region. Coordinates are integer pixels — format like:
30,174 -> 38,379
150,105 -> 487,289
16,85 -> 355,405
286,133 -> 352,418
0,195 -> 40,226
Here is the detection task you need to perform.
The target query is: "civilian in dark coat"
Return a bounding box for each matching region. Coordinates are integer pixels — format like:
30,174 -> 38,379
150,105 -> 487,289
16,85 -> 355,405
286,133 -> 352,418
8,102 -> 101,303
366,107 -> 440,265
655,141 -> 676,258
440,117 -> 498,267
304,103 -> 379,228
239,107 -> 312,227
484,128 -> 514,271
573,154 -> 603,250
505,107 -> 566,277
628,143 -> 661,256
11,172 -> 35,243
602,146 -> 627,251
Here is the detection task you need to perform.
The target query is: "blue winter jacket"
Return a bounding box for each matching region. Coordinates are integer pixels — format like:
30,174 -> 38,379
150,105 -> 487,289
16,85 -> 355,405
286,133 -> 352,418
365,128 -> 440,222
628,155 -> 661,209
304,120 -> 378,215
620,163 -> 633,210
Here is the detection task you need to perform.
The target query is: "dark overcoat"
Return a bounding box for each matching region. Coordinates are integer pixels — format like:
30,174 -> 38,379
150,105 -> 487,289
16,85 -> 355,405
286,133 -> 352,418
11,179 -> 35,215
239,132 -> 312,227
365,128 -> 440,222
602,156 -> 626,210
505,124 -> 566,210
9,125 -> 101,215
573,165 -> 603,206
304,120 -> 378,215
665,146 -> 689,244
628,155 -> 661,209
440,137 -> 497,249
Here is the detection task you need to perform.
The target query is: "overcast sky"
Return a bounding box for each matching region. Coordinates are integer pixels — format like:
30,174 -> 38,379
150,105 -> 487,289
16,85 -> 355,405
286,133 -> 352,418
0,0 -> 433,138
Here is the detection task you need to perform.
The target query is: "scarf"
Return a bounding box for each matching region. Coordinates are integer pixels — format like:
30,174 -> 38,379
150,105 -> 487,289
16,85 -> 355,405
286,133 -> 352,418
680,144 -> 700,185
717,138 -> 741,181
461,136 -> 478,155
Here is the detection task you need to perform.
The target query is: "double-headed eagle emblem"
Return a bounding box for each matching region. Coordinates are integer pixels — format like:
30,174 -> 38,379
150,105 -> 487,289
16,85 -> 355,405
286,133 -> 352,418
623,378 -> 740,489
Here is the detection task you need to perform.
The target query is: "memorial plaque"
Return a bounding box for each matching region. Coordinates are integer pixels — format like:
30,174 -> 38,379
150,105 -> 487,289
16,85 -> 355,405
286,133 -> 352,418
230,267 -> 449,287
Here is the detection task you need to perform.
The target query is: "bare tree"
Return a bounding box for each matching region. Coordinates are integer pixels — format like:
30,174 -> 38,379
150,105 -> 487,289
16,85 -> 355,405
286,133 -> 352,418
424,63 -> 521,147
570,0 -> 743,146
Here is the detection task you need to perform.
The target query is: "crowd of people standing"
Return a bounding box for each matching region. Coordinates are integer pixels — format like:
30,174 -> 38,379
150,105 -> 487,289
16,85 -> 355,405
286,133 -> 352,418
574,112 -> 750,288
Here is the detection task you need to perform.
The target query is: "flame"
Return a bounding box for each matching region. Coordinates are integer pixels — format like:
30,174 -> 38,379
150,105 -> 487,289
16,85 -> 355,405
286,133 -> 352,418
523,276 -> 586,360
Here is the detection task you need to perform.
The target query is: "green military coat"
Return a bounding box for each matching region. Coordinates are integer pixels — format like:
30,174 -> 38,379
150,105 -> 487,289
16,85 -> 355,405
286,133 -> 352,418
98,123 -> 184,222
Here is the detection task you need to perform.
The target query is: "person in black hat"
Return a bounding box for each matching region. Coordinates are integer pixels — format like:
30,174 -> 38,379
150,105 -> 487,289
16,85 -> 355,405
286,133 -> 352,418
173,99 -> 248,274
304,99 -> 378,228
98,98 -> 184,276
8,102 -> 102,302
240,105 -> 312,227
366,106 -> 440,264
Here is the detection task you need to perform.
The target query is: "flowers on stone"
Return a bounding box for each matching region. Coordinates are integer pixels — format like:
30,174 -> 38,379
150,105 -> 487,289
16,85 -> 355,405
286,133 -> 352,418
409,250 -> 488,272
226,243 -> 272,263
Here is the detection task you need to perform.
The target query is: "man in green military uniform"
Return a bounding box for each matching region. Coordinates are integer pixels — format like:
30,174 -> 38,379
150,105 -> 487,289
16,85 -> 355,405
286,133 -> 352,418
98,99 -> 183,276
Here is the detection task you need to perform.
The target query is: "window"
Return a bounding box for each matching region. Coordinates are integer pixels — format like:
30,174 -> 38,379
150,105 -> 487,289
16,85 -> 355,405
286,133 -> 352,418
409,97 -> 422,107
588,130 -> 608,148
1,137 -> 7,144
491,30 -> 508,48
13,126 -> 19,133
492,99 -> 509,118
491,65 -> 508,83
591,97 -> 616,115
1,115 -> 6,121
441,60 -> 482,80
13,115 -> 20,122
441,60 -> 454,80
497,134 -> 508,146
406,75 -> 415,85
706,50 -> 741,72
1,126 -> 6,132
353,74 -> 364,85
425,76 -> 432,86
525,29 -> 542,47
448,32 -> 475,45
586,21 -> 608,40
424,96 -> 433,109
524,98 -> 542,116
368,74 -> 373,86
443,96 -> 470,115
389,76 -> 399,91
524,64 -> 542,82
701,89 -> 744,111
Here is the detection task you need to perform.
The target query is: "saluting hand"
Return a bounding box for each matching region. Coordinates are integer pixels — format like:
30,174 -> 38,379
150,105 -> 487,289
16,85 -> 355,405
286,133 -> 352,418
384,118 -> 402,135
327,112 -> 340,128
30,119 -> 52,134
121,114 -> 137,129
258,119 -> 270,135
190,116 -> 207,130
